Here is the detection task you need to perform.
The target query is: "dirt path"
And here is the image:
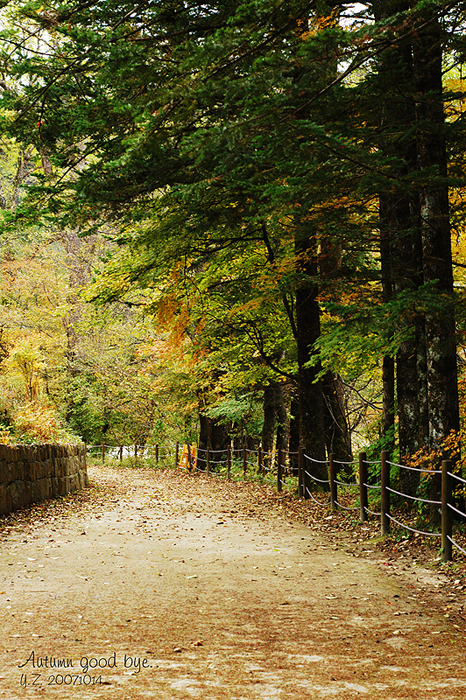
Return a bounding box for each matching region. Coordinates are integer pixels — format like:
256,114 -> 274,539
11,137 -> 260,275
0,466 -> 465,699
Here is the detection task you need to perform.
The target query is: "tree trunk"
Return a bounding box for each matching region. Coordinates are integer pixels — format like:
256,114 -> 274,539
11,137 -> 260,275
374,0 -> 428,496
199,414 -> 231,471
379,190 -> 396,453
413,11 -> 459,451
210,418 -> 231,466
295,228 -> 327,490
381,355 -> 395,448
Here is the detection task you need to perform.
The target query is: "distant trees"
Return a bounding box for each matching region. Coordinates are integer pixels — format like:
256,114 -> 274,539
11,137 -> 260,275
0,222 -> 185,444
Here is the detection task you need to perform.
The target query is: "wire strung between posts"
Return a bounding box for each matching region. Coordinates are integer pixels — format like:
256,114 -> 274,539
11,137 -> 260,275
448,471 -> 466,485
387,459 -> 442,475
281,479 -> 297,491
304,454 -> 329,465
447,535 -> 466,557
304,469 -> 330,485
333,459 -> 358,466
363,482 -> 381,491
386,514 -> 441,537
334,479 -> 358,487
386,459 -> 409,469
363,459 -> 381,465
364,505 -> 380,517
334,500 -> 359,511
447,502 -> 466,519
386,486 -> 441,506
258,464 -> 271,474
305,486 -> 331,507
280,479 -> 294,490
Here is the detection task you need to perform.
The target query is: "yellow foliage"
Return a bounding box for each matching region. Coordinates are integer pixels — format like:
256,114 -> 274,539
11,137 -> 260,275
12,402 -> 71,443
0,429 -> 11,444
403,430 -> 465,500
298,10 -> 339,40
403,430 -> 461,469
5,341 -> 45,402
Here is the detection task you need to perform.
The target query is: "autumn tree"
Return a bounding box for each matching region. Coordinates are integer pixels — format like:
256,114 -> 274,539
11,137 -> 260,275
1,0 -> 465,480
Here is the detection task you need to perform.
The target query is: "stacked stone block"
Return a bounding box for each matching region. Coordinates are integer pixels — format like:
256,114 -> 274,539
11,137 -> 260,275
0,444 -> 88,516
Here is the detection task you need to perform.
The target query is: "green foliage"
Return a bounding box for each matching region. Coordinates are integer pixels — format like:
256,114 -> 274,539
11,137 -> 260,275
0,0 -> 465,458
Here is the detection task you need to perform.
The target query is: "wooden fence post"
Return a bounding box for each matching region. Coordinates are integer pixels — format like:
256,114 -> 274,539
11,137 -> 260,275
155,444 -> 159,465
206,446 -> 210,476
227,444 -> 231,480
101,444 -> 105,464
175,441 -> 179,469
243,446 -> 247,477
258,446 -> 262,475
119,445 -> 123,463
359,451 -> 368,522
277,447 -> 283,493
187,443 -> 192,472
381,450 -> 390,535
329,453 -> 337,510
441,459 -> 453,562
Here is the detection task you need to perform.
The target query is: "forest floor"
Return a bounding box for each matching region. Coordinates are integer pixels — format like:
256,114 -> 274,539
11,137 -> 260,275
0,465 -> 465,700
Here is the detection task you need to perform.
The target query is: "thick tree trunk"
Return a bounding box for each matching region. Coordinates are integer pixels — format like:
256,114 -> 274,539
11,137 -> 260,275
374,0 -> 428,496
413,13 -> 459,451
380,193 -> 396,453
382,355 -> 395,446
199,414 -> 231,471
210,419 -> 231,456
295,229 -> 327,490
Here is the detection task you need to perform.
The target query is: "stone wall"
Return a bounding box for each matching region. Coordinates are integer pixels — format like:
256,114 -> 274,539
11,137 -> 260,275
0,444 -> 88,516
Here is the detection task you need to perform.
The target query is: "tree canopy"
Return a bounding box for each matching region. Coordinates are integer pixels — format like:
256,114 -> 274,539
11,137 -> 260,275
0,1 -> 466,491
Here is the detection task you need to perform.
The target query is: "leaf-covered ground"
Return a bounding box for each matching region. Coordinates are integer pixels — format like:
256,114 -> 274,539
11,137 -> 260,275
0,465 -> 465,699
